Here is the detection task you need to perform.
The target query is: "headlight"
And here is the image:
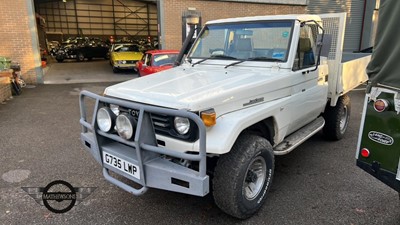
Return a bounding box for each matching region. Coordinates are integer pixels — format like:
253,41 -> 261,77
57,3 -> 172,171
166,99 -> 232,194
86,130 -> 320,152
174,117 -> 190,135
116,113 -> 136,140
97,107 -> 114,132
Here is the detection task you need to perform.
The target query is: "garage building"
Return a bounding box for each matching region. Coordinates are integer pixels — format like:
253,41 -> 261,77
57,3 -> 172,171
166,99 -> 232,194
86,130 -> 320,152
0,0 -> 378,85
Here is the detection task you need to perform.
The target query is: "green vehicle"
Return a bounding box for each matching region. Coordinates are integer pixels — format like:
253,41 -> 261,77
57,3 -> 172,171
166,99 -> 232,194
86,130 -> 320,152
356,0 -> 400,194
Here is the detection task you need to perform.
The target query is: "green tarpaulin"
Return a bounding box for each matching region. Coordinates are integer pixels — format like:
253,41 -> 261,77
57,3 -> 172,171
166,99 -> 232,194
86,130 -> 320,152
366,0 -> 400,91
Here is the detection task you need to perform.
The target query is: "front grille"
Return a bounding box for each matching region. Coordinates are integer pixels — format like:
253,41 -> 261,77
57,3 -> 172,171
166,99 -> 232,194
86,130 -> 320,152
126,60 -> 138,64
110,104 -> 198,142
151,113 -> 170,130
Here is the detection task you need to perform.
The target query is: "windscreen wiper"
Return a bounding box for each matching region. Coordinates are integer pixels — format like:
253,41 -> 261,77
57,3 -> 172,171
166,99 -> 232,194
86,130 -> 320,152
248,56 -> 285,62
224,56 -> 285,69
191,55 -> 238,67
224,60 -> 246,69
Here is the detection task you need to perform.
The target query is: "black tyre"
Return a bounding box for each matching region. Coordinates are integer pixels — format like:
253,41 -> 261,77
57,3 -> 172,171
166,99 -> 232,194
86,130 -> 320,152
56,58 -> 64,63
112,66 -> 119,73
322,94 -> 351,140
213,134 -> 275,219
77,52 -> 85,62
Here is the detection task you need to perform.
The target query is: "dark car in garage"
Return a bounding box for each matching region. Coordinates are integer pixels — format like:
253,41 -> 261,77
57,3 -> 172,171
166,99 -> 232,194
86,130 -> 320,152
55,37 -> 109,62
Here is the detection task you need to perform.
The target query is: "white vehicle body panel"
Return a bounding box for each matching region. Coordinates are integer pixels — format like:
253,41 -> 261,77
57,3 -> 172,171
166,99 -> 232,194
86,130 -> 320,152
101,13 -> 366,156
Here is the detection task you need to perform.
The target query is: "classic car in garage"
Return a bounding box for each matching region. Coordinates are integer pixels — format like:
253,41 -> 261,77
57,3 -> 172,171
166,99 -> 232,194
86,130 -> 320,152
136,49 -> 179,76
110,43 -> 143,73
55,37 -> 109,62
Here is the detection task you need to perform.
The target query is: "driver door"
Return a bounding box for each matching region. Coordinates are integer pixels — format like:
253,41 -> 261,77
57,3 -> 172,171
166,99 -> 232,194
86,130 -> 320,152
287,23 -> 327,134
140,53 -> 153,76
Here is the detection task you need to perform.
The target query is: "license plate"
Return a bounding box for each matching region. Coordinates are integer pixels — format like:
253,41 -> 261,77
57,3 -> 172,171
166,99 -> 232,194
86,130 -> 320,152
102,151 -> 140,180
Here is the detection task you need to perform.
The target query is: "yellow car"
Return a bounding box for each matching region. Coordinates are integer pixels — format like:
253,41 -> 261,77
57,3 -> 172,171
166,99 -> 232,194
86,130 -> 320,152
110,43 -> 143,73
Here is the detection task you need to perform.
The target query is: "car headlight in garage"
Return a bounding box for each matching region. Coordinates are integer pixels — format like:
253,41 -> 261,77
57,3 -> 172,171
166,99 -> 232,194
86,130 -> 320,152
116,113 -> 137,140
117,60 -> 127,64
97,107 -> 115,132
174,117 -> 190,135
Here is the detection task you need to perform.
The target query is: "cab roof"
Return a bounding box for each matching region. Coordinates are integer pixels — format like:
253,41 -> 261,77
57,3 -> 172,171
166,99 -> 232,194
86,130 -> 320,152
206,14 -> 321,25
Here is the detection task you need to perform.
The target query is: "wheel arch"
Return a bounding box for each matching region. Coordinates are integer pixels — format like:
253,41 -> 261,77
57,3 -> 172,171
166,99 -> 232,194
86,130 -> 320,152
201,99 -> 290,155
242,117 -> 275,146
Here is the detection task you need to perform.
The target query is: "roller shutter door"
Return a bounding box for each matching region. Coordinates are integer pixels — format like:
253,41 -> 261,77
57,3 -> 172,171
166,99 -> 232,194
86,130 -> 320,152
307,0 -> 365,52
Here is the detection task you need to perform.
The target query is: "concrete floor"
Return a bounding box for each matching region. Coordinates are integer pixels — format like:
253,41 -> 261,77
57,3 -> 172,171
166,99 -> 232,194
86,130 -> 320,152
43,58 -> 137,84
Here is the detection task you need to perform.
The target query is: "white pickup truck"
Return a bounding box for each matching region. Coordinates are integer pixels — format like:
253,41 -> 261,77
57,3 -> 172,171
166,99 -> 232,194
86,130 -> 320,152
79,13 -> 370,219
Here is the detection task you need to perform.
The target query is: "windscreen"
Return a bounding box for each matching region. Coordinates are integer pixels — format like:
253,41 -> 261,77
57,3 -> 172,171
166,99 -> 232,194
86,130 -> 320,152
114,44 -> 139,52
153,54 -> 178,66
188,21 -> 294,61
366,0 -> 400,90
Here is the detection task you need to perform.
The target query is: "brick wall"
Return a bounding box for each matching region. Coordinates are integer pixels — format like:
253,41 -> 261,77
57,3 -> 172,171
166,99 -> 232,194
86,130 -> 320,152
162,1 -> 306,50
0,0 -> 41,84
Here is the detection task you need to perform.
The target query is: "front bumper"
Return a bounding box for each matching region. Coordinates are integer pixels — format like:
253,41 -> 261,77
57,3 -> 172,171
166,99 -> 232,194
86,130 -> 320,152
79,91 -> 209,196
114,64 -> 136,69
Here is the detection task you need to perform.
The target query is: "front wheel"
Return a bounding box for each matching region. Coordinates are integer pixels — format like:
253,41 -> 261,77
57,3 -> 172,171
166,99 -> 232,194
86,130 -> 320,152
112,66 -> 119,73
212,134 -> 274,219
323,94 -> 351,140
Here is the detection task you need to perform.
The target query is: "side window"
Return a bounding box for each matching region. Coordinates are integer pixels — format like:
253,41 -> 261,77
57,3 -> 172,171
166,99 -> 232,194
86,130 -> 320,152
145,54 -> 152,66
293,24 -> 317,71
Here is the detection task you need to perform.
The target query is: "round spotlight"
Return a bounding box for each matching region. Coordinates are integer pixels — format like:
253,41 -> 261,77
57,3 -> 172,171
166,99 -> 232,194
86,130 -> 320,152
116,113 -> 137,140
97,107 -> 114,132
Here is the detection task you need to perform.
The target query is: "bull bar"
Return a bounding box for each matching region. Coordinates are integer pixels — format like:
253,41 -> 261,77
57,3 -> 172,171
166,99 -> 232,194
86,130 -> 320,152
79,90 -> 209,196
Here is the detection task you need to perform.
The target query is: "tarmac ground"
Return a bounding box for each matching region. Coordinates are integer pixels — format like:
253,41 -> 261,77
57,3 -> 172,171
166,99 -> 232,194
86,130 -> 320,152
0,82 -> 399,225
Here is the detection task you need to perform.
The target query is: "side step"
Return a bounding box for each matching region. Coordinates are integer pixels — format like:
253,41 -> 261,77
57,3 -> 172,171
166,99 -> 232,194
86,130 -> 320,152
274,117 -> 325,155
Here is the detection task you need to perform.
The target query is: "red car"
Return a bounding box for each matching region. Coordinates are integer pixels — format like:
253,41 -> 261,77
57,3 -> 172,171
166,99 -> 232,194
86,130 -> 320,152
136,50 -> 179,76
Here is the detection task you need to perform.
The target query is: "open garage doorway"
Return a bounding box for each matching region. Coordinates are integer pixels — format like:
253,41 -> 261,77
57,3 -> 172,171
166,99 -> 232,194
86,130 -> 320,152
33,0 -> 159,84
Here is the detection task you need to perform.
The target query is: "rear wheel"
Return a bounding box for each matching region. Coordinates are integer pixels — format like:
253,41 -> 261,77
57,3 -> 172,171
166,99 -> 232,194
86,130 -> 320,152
323,94 -> 351,140
77,52 -> 85,62
212,134 -> 274,219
